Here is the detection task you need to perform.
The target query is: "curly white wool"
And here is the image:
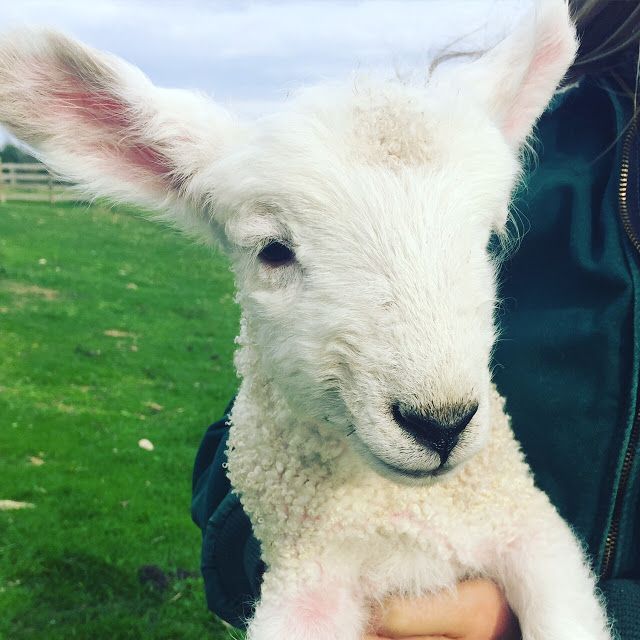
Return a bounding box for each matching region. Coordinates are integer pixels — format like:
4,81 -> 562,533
228,357 -> 534,566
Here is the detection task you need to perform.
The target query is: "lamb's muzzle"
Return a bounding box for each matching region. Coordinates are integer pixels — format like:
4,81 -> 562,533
391,401 -> 479,464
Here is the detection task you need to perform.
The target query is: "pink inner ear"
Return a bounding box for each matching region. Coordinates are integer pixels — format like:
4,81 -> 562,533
528,36 -> 566,79
51,88 -> 131,129
501,34 -> 570,144
49,79 -> 175,182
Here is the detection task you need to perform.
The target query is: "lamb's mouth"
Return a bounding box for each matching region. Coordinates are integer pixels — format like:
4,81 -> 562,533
372,454 -> 452,480
347,428 -> 452,481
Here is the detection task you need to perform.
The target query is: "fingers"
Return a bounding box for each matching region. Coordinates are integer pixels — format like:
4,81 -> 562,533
363,636 -> 451,640
373,578 -> 519,640
375,584 -> 468,638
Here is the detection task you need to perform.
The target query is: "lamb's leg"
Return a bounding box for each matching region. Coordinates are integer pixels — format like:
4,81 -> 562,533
494,507 -> 611,640
246,564 -> 366,640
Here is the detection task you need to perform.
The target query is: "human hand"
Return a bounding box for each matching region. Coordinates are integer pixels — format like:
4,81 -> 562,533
364,578 -> 520,640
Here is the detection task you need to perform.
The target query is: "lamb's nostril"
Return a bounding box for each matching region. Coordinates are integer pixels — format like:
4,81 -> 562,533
391,402 -> 478,463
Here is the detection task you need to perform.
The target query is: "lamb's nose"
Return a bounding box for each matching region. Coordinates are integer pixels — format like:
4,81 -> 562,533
391,402 -> 478,463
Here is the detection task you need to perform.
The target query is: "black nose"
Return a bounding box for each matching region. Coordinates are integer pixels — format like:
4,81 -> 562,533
391,402 -> 478,463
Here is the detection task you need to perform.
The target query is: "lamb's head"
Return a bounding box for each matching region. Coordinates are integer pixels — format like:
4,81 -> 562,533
0,1 -> 576,482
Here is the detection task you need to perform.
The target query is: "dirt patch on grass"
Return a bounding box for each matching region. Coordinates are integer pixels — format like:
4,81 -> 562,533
0,499 -> 35,510
56,402 -> 76,414
104,329 -> 136,338
1,281 -> 59,300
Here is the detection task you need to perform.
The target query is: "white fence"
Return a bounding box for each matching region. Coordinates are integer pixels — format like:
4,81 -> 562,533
0,162 -> 79,204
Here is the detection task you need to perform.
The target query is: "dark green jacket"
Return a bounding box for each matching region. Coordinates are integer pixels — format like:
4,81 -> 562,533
192,78 -> 640,638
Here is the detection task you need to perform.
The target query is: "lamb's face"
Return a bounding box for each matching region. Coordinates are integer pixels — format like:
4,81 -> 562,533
214,90 -> 520,480
0,3 -> 576,482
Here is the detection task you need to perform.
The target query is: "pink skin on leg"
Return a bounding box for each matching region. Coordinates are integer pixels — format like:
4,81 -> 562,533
247,575 -> 365,640
288,585 -> 344,633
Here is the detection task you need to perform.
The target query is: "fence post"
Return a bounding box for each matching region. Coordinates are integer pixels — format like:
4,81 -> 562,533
0,160 -> 5,204
0,162 -> 72,202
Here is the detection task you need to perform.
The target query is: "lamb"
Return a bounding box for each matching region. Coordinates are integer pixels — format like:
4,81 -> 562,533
0,1 -> 613,638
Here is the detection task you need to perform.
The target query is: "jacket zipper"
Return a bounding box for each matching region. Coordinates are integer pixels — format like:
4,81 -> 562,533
601,115 -> 640,578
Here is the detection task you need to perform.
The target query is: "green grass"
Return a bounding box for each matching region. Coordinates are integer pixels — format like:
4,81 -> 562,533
0,201 -> 241,639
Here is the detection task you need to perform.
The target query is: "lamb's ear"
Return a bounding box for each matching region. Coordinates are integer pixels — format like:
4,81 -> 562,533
461,0 -> 578,147
0,29 -> 238,232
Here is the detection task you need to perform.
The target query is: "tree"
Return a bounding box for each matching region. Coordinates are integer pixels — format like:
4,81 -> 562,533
0,144 -> 38,163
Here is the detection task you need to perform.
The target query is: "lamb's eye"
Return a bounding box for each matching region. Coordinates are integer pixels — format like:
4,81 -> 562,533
258,241 -> 295,267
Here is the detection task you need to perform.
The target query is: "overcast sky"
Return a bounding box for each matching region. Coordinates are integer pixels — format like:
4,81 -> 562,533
0,0 -> 529,144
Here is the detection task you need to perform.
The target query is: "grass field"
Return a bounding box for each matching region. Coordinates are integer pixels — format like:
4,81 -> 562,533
0,201 -> 241,639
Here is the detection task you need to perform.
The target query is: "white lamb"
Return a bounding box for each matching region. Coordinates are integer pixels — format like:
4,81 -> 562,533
0,1 -> 612,639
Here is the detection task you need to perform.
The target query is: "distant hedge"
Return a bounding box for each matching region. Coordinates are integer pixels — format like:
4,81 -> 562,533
0,143 -> 38,163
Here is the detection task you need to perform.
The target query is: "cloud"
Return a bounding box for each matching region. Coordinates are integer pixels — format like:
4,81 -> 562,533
0,0 -> 528,142
1,1 -> 527,91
